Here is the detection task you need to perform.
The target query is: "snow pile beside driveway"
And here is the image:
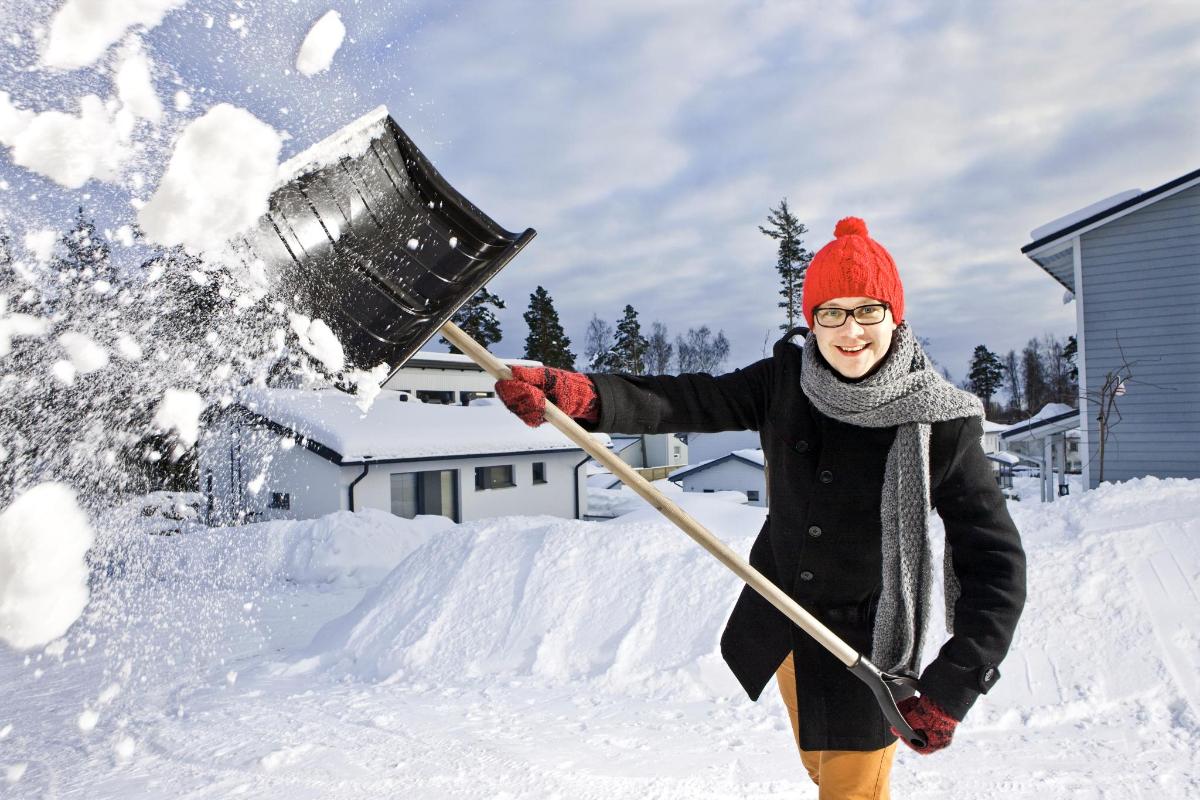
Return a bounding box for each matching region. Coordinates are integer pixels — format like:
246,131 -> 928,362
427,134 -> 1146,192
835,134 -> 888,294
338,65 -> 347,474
129,508 -> 453,590
310,493 -> 766,698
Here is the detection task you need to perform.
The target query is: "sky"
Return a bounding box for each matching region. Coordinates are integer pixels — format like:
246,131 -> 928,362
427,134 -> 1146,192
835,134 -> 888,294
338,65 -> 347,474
1,0 -> 1199,383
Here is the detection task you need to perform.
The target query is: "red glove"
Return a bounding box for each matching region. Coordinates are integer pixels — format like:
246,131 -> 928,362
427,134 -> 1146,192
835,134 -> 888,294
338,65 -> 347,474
495,365 -> 599,427
890,695 -> 959,755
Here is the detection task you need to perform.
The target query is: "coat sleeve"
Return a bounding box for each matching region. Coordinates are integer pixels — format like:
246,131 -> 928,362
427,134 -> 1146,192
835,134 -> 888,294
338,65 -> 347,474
920,416 -> 1027,721
584,358 -> 775,435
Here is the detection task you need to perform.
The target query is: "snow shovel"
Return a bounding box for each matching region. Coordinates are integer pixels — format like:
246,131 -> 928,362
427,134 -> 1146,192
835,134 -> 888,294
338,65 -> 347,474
235,107 -> 927,749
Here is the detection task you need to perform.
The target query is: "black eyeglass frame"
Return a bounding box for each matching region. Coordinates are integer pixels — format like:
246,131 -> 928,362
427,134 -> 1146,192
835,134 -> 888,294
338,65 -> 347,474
811,303 -> 891,328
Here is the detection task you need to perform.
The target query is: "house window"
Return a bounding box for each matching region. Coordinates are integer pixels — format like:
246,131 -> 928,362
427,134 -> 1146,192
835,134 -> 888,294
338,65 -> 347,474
416,390 -> 455,405
532,461 -> 547,484
460,390 -> 494,405
391,470 -> 459,521
746,490 -> 760,502
475,464 -> 515,490
269,492 -> 291,510
703,489 -> 714,493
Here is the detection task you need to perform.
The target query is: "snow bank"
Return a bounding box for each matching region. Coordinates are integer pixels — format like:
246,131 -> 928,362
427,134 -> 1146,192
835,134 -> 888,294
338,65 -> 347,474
138,104 -> 282,253
132,509 -> 454,590
0,483 -> 95,650
296,11 -> 346,76
309,478 -> 1200,710
42,0 -> 188,70
309,493 -> 766,697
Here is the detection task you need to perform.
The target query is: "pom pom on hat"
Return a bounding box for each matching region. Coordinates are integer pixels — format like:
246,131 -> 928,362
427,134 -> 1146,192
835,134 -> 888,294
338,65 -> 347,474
802,216 -> 905,327
833,216 -> 868,238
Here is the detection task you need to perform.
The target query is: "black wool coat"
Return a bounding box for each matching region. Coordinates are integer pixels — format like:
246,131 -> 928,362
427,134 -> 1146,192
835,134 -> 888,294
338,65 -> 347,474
586,329 -> 1026,751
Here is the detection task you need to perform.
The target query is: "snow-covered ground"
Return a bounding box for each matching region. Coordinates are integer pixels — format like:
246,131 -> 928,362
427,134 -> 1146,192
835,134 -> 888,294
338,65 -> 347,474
3,479 -> 1199,798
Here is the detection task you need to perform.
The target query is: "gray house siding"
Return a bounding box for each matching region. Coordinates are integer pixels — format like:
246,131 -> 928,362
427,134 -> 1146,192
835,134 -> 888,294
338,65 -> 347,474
1078,181 -> 1200,488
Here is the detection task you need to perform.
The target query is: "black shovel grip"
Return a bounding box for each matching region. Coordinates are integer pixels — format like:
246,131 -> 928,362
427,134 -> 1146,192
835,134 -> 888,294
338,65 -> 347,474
847,656 -> 927,749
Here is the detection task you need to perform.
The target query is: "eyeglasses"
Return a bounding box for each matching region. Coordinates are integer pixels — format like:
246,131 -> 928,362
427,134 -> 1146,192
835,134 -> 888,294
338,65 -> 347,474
812,303 -> 889,328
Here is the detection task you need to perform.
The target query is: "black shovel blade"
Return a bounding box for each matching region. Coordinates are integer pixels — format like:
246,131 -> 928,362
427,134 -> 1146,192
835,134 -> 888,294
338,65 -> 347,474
235,107 -> 534,383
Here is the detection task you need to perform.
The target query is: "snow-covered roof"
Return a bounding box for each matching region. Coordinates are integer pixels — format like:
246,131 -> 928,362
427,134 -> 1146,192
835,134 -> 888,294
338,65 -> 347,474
987,451 -> 1022,465
669,449 -> 765,481
236,387 -> 607,462
982,419 -> 1010,433
1029,189 -> 1142,242
1001,403 -> 1079,442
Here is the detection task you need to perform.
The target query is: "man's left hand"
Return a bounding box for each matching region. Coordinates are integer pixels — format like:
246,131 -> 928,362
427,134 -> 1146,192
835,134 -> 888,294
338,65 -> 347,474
890,695 -> 959,755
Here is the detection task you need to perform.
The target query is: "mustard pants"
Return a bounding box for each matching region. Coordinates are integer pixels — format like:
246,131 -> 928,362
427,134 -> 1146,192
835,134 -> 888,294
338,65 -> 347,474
777,652 -> 897,800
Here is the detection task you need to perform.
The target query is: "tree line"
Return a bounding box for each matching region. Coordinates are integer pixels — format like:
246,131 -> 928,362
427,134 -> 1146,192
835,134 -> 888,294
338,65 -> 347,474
443,286 -> 733,376
965,334 -> 1078,421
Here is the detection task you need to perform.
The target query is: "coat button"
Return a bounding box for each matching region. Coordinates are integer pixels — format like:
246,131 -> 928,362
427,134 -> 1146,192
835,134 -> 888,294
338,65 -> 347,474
807,525 -> 823,538
799,571 -> 814,582
794,440 -> 809,453
819,470 -> 833,484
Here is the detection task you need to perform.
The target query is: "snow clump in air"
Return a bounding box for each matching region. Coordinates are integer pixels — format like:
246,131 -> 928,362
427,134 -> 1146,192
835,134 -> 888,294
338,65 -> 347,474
41,0 -> 188,70
114,39 -> 163,123
0,483 -> 95,651
0,93 -> 130,189
296,11 -> 347,76
138,104 -> 282,253
153,388 -> 205,448
289,312 -> 346,374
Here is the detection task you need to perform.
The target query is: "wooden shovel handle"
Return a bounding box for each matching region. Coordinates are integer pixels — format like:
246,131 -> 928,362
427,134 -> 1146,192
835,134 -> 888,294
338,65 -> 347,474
438,320 -> 859,667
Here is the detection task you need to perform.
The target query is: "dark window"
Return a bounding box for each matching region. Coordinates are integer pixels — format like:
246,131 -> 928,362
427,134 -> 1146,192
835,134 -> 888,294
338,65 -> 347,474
746,490 -> 760,502
475,464 -> 516,490
269,492 -> 291,510
460,390 -> 494,406
416,390 -> 455,405
703,489 -> 715,493
391,470 -> 459,521
532,461 -> 547,484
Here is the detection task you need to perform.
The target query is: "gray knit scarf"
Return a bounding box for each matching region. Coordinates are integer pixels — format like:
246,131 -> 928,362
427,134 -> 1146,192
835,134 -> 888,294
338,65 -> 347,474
798,322 -> 982,674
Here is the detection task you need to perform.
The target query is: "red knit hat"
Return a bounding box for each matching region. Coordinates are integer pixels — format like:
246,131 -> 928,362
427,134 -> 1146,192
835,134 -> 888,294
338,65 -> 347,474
802,217 -> 904,328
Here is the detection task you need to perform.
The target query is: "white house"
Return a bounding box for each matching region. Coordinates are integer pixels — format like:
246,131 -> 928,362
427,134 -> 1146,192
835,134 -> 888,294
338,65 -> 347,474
606,433 -> 688,470
668,449 -> 766,506
198,388 -> 605,525
382,350 -> 543,405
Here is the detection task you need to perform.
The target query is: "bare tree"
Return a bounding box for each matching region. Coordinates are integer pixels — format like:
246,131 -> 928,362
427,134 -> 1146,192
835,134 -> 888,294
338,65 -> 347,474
583,314 -> 617,372
676,326 -> 730,374
645,321 -> 673,374
1084,332 -> 1172,483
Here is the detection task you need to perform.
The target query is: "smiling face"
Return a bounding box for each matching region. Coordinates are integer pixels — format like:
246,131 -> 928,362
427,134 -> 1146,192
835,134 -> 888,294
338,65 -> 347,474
811,296 -> 898,379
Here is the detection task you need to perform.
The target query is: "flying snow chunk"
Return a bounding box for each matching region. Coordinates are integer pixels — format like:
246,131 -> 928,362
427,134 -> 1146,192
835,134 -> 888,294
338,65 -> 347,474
114,40 -> 162,123
296,11 -> 346,76
153,388 -> 205,447
77,708 -> 99,732
0,305 -> 50,359
42,0 -> 188,70
58,331 -> 110,374
289,313 -> 345,373
138,104 -> 282,253
0,483 -> 96,651
2,95 -> 128,189
24,230 -> 57,263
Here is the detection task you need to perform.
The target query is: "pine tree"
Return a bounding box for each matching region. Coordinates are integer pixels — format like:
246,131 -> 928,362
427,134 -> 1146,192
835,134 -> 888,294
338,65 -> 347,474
645,321 -> 673,374
440,288 -> 504,353
522,285 -> 576,369
611,304 -> 648,374
759,198 -> 812,332
967,345 -> 1005,413
1064,335 -> 1078,382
